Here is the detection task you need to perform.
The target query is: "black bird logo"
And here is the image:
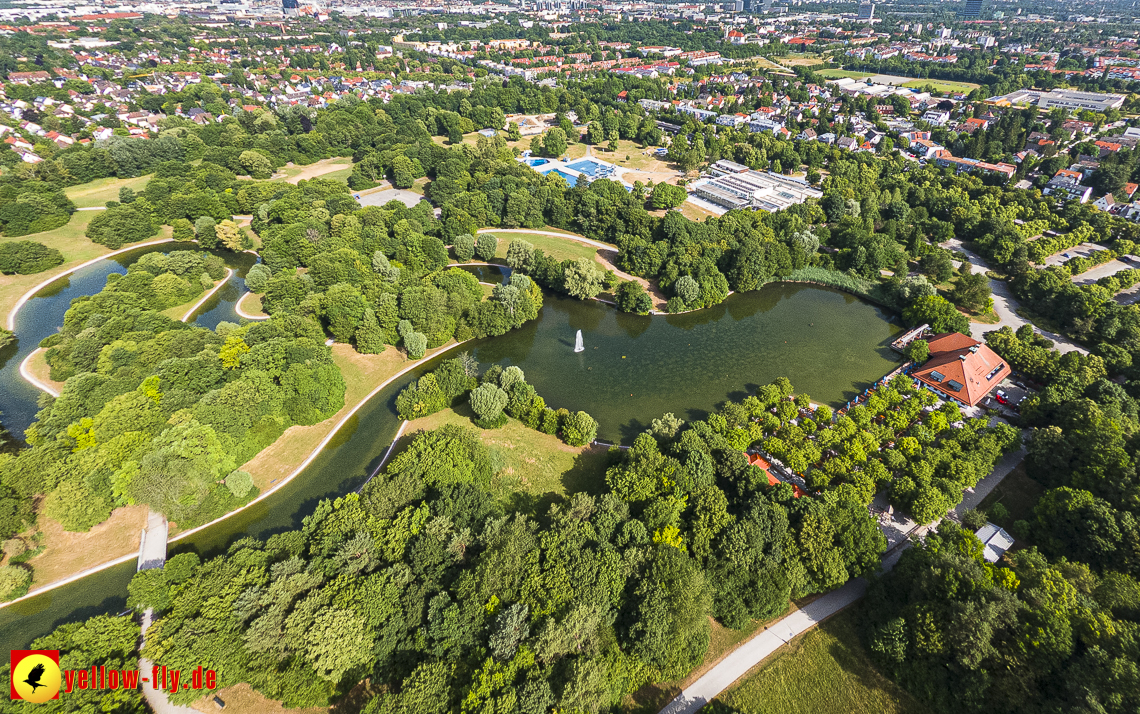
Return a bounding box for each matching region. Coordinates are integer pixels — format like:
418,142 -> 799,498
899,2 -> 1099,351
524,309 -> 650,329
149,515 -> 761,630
23,663 -> 46,693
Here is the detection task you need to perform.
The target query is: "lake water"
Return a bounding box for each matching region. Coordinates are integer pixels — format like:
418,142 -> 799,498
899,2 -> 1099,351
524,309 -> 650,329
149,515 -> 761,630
0,269 -> 900,647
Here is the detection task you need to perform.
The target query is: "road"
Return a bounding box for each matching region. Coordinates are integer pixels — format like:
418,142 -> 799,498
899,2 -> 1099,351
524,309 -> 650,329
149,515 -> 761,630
945,239 -> 1087,354
657,442 -> 1026,714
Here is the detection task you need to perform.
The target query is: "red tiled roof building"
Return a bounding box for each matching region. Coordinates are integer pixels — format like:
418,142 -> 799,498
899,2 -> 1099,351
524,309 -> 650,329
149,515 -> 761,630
911,333 -> 1010,407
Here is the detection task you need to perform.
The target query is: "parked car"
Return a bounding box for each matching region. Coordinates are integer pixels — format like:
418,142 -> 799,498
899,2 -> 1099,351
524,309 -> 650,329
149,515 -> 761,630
995,390 -> 1009,405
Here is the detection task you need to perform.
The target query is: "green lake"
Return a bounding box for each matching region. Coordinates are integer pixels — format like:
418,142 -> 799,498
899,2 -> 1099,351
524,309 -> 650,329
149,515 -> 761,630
0,281 -> 901,648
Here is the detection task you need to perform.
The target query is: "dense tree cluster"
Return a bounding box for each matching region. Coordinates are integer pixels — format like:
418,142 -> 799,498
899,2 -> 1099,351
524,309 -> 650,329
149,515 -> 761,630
0,181 -> 75,237
0,239 -> 64,274
119,401 -> 886,710
0,282 -> 346,541
864,523 -> 1140,714
250,178 -> 542,354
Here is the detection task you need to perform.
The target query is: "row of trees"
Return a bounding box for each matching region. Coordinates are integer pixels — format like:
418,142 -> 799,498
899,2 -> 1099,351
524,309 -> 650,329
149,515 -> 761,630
396,356 -> 599,446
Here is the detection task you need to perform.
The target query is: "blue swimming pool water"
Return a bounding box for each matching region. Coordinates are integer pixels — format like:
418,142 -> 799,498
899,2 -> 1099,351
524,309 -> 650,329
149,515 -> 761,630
543,168 -> 579,186
526,158 -> 549,167
566,159 -> 605,176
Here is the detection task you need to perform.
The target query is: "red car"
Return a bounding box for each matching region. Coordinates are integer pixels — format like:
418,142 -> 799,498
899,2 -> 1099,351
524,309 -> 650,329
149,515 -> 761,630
995,391 -> 1009,405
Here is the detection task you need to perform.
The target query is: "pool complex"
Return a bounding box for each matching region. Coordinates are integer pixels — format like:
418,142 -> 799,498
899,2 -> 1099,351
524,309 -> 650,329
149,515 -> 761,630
543,168 -> 580,186
566,159 -> 610,176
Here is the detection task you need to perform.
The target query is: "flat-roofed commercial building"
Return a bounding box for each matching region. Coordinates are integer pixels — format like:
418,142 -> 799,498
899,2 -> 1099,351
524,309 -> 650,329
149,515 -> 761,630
691,168 -> 822,212
988,88 -> 1125,113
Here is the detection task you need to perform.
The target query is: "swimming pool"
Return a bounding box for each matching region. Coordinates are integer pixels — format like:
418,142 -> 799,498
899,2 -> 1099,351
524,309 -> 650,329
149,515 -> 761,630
526,158 -> 549,167
543,168 -> 579,186
566,159 -> 609,176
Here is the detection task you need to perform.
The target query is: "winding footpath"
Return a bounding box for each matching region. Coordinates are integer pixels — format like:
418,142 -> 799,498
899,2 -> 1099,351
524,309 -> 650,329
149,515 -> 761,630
944,238 -> 1087,355
658,442 -> 1027,714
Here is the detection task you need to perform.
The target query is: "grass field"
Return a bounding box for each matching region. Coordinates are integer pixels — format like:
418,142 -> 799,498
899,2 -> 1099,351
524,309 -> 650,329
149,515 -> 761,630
25,504 -> 150,589
815,69 -> 874,80
0,214 -> 175,319
901,78 -> 981,93
814,68 -> 979,93
784,56 -> 829,66
484,230 -> 600,264
402,406 -> 611,506
716,605 -> 924,714
272,156 -> 353,184
64,175 -> 153,208
590,140 -> 677,180
680,200 -> 718,222
236,290 -> 267,318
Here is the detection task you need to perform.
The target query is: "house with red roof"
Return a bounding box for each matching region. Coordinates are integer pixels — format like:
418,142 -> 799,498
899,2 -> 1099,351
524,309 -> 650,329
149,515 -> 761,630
911,333 -> 1010,407
746,453 -> 807,497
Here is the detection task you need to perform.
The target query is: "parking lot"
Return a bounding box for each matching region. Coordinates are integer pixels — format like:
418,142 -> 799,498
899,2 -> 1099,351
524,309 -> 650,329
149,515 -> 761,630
1073,255 -> 1138,285
1041,241 -> 1104,267
979,378 -> 1035,418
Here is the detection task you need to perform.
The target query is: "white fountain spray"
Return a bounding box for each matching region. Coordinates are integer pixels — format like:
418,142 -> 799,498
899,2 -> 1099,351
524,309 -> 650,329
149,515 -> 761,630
574,329 -> 585,353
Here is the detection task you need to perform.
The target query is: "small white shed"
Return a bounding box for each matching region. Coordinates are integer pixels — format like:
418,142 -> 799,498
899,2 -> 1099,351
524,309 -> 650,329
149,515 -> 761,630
975,523 -> 1015,563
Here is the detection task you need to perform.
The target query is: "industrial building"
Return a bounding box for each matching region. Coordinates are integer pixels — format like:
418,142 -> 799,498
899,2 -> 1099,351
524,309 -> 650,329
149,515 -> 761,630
988,88 -> 1126,113
691,161 -> 823,213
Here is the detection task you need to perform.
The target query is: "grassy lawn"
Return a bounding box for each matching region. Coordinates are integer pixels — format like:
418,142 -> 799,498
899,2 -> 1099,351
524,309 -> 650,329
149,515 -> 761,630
901,78 -> 981,93
484,230 -> 600,264
318,165 -> 354,184
680,200 -> 718,222
716,605 -> 924,714
783,56 -> 826,67
816,69 -> 875,80
272,157 -> 353,184
24,348 -> 63,393
64,175 -> 152,208
25,504 -> 150,589
0,214 -> 174,319
591,139 -> 673,174
401,406 -> 611,506
977,461 -> 1042,528
237,340 -> 464,494
236,291 -> 267,318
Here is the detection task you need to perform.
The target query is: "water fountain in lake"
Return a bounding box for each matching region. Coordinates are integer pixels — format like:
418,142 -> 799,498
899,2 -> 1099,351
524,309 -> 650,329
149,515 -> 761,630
574,329 -> 585,352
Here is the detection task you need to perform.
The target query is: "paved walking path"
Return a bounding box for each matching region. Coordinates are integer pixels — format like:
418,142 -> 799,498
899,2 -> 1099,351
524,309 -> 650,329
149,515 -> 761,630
657,441 -> 1026,714
945,239 -> 1086,355
137,512 -> 196,713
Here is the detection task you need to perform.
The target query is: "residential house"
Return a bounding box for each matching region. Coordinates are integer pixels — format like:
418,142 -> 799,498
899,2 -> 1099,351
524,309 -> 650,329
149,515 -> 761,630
1044,169 -> 1094,203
